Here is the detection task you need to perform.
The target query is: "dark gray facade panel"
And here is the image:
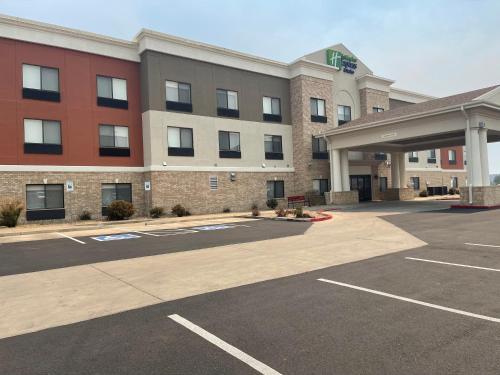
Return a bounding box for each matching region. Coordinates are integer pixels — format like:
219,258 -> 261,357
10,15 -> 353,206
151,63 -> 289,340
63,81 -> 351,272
140,50 -> 291,124
389,98 -> 414,110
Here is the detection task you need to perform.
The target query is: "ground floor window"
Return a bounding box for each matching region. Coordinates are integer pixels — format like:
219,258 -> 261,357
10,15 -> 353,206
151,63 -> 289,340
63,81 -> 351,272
379,177 -> 388,192
313,179 -> 329,195
267,180 -> 284,199
410,177 -> 420,191
26,184 -> 65,220
451,177 -> 459,189
101,184 -> 132,213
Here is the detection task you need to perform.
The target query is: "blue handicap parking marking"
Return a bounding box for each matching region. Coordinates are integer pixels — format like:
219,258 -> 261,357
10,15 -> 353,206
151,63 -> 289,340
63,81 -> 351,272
91,233 -> 141,242
191,224 -> 236,231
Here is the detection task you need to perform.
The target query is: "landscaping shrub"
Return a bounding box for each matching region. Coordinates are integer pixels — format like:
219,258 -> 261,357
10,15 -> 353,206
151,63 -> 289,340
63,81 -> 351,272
107,200 -> 135,221
266,198 -> 278,209
0,200 -> 23,227
419,190 -> 429,197
295,206 -> 304,218
275,208 -> 291,217
79,210 -> 92,221
149,206 -> 164,218
171,204 -> 190,217
449,187 -> 459,195
251,204 -> 260,217
223,207 -> 231,213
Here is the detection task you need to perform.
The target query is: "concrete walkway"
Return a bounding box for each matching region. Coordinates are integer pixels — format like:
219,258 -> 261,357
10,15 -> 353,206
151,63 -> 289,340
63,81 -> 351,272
0,210 -> 426,339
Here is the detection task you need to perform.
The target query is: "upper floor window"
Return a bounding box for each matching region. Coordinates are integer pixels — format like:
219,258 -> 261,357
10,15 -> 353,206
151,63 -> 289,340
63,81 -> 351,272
264,135 -> 283,160
22,64 -> 60,102
24,119 -> 62,155
312,137 -> 328,159
99,125 -> 130,157
310,98 -> 327,123
337,105 -> 351,126
167,126 -> 194,157
263,96 -> 282,122
219,131 -> 241,159
166,81 -> 192,112
409,151 -> 419,163
97,75 -> 128,109
448,149 -> 457,164
428,149 -> 437,163
216,89 -> 239,118
373,107 -> 384,113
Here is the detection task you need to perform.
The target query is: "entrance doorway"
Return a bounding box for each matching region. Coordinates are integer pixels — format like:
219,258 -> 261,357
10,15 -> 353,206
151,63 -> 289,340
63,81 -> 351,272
350,175 -> 372,201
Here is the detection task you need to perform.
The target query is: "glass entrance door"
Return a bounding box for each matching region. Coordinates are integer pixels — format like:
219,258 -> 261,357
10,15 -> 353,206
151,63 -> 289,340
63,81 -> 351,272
350,175 -> 372,201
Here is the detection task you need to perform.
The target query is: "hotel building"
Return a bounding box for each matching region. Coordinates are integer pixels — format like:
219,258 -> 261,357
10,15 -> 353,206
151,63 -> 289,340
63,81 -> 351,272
0,15 -> 482,222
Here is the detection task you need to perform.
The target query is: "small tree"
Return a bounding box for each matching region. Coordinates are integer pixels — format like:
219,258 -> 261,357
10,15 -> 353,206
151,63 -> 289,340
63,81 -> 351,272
0,200 -> 24,227
251,204 -> 260,217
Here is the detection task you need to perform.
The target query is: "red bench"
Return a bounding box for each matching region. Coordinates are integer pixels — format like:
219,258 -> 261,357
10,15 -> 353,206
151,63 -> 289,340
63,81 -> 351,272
287,195 -> 307,208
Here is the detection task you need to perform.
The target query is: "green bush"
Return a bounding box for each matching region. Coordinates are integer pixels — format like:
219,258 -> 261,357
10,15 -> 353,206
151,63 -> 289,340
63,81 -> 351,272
79,210 -> 92,221
251,204 -> 260,217
107,200 -> 135,221
0,200 -> 23,227
449,187 -> 460,195
171,204 -> 190,217
419,190 -> 429,197
266,198 -> 278,209
223,207 -> 231,213
149,206 -> 164,218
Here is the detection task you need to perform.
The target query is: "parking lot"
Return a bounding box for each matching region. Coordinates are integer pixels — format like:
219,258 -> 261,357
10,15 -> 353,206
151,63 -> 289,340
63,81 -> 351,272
1,207 -> 499,374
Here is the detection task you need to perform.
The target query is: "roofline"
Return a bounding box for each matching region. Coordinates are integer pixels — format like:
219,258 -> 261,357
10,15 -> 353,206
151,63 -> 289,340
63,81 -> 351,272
321,101 -> 500,137
389,86 -> 437,102
474,84 -> 500,100
0,13 -> 139,61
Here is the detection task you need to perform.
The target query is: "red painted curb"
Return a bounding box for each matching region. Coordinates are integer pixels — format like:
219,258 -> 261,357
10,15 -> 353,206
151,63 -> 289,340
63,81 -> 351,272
309,213 -> 333,222
450,204 -> 500,210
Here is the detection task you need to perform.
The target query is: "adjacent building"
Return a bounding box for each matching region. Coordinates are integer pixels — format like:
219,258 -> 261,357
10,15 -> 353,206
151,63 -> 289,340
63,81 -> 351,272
0,15 -> 472,222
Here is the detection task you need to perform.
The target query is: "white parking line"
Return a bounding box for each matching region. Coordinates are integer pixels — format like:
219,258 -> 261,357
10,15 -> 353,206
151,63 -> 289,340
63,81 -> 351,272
318,278 -> 500,323
168,314 -> 282,375
56,232 -> 86,244
132,231 -> 161,237
406,257 -> 500,272
464,242 -> 500,248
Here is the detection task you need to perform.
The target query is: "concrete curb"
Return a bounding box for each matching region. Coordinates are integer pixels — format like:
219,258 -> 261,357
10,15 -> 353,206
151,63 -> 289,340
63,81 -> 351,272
250,211 -> 333,223
450,204 -> 500,210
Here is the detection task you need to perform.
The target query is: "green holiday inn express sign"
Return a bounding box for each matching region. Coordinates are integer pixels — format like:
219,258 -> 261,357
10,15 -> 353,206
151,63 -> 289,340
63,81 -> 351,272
326,49 -> 357,74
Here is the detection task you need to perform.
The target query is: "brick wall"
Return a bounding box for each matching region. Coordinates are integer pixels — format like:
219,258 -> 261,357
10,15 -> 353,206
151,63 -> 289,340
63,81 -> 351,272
359,88 -> 390,116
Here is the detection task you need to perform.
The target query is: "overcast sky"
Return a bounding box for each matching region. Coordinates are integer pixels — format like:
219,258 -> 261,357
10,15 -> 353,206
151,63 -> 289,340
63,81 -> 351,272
1,0 -> 499,173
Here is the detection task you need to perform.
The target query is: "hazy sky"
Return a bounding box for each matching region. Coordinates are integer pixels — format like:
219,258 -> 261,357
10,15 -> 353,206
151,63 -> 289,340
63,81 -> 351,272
1,0 -> 499,173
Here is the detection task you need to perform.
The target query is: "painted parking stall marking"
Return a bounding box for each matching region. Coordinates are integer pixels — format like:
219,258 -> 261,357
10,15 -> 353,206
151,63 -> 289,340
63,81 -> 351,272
91,233 -> 141,242
406,257 -> 500,273
133,229 -> 198,237
191,224 -> 249,231
464,242 -> 500,249
169,314 -> 282,375
318,278 -> 500,323
56,232 -> 86,244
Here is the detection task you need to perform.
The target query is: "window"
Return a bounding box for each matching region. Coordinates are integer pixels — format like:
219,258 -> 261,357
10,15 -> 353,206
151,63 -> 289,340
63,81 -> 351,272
379,177 -> 388,192
373,107 -> 384,113
216,89 -> 239,118
428,149 -> 437,163
167,126 -> 194,156
410,177 -> 420,191
99,125 -> 130,157
209,176 -> 218,191
264,135 -> 283,160
310,98 -> 327,123
219,131 -> 241,158
448,149 -> 457,164
312,137 -> 328,159
22,64 -> 60,101
409,151 -> 419,163
313,179 -> 329,195
101,183 -> 132,216
263,96 -> 281,122
166,81 -> 192,112
451,177 -> 459,189
26,184 -> 65,220
267,180 -> 284,199
337,105 -> 352,125
97,75 -> 128,109
24,119 -> 62,154
374,152 -> 387,161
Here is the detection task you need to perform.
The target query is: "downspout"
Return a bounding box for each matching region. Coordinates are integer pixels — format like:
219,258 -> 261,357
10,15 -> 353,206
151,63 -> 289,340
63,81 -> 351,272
461,106 -> 473,204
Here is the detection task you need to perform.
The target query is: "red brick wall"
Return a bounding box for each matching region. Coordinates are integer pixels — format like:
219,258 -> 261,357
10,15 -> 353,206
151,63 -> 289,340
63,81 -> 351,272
0,38 -> 143,166
440,146 -> 464,169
